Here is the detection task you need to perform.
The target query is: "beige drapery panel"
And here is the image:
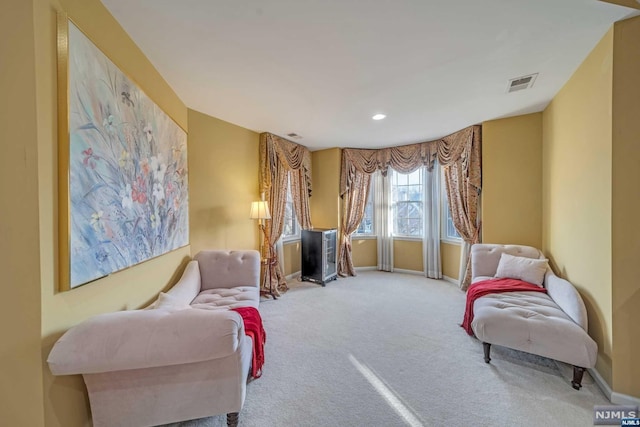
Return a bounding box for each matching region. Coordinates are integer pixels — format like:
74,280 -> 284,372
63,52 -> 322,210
259,133 -> 312,295
289,168 -> 312,230
339,125 -> 482,287
442,127 -> 481,289
337,171 -> 372,277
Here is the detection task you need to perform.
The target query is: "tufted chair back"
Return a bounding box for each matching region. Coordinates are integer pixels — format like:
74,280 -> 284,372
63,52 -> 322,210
471,243 -> 543,281
469,243 -> 590,333
194,250 -> 260,290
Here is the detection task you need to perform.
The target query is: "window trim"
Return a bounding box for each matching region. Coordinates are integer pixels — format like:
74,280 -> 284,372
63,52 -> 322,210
281,231 -> 301,243
441,235 -> 462,246
282,235 -> 301,244
352,234 -> 377,240
393,236 -> 422,243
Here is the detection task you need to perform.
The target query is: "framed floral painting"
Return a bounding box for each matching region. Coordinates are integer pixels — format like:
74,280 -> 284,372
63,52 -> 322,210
57,14 -> 189,290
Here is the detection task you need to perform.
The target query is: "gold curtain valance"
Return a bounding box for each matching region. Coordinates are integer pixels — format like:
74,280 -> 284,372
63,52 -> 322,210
259,132 -> 312,197
340,125 -> 480,196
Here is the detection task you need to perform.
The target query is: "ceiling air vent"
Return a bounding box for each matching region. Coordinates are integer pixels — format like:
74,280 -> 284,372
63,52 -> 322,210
507,73 -> 538,93
286,133 -> 302,139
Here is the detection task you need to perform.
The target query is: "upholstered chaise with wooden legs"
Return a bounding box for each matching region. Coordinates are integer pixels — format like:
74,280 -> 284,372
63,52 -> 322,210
469,244 -> 598,390
47,250 -> 260,427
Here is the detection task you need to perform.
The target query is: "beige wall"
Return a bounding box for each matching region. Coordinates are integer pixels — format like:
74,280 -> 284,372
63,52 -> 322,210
351,240 -> 461,277
0,0 -> 45,425
393,240 -> 423,272
441,242 -> 461,280
188,109 -> 260,254
33,0 -> 192,425
283,241 -> 301,276
611,16 -> 640,397
352,238 -> 377,267
482,114 -> 543,249
310,148 -> 341,229
307,148 -> 340,278
542,28 -> 614,385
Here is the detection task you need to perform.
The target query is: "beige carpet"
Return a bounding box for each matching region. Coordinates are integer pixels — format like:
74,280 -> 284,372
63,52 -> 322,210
166,271 -> 608,427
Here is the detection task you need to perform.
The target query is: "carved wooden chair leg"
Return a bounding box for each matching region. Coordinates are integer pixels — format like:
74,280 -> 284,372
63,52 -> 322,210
483,342 -> 491,363
227,412 -> 239,427
572,366 -> 586,390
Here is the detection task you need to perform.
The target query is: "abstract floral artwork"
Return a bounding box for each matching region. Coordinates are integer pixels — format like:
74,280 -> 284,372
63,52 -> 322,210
61,19 -> 188,288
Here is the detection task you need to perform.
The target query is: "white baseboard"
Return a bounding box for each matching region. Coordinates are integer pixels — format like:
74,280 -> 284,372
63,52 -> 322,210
393,268 -> 424,276
442,275 -> 459,285
612,391 -> 640,406
354,268 -> 459,283
590,367 -> 614,402
286,271 -> 301,281
354,266 -> 377,272
589,367 -> 640,405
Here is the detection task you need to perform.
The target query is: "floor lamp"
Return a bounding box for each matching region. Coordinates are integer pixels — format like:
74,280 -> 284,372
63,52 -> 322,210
249,201 -> 277,299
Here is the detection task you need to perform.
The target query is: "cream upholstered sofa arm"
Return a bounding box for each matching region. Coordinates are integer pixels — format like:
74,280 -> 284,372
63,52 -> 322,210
544,270 -> 589,331
47,308 -> 244,375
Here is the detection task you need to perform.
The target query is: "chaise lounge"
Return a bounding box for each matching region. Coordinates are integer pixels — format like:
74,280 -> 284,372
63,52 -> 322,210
468,244 -> 598,390
47,250 -> 261,427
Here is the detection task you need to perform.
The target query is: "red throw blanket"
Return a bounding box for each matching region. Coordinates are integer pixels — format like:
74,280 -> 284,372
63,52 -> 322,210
231,307 -> 266,378
461,278 -> 547,336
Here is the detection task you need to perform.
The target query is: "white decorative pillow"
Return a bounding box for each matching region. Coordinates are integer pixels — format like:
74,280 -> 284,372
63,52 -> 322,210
154,292 -> 192,311
495,253 -> 548,287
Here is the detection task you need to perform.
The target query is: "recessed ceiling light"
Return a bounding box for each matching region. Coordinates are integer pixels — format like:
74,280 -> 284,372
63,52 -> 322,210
372,114 -> 386,120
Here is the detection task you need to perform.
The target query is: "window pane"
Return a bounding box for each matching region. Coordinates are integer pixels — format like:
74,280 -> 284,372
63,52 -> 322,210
392,169 -> 423,237
407,170 -> 421,185
447,215 -> 460,239
407,201 -> 422,218
355,181 -> 375,235
407,218 -> 422,236
282,179 -> 300,239
283,201 -> 294,236
441,176 -> 461,241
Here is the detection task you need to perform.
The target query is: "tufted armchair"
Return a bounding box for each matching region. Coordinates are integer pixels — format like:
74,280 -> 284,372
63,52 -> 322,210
48,250 -> 261,427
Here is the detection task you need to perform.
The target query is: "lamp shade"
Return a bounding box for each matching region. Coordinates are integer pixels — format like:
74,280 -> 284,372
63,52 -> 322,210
249,201 -> 271,220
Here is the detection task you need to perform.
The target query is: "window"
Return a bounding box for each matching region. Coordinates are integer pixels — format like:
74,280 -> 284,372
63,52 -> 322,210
391,168 -> 423,237
348,167 -> 459,241
282,179 -> 300,241
354,180 -> 375,236
442,196 -> 462,241
441,171 -> 462,242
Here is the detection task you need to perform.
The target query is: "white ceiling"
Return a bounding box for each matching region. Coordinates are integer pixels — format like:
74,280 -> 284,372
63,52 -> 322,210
101,0 -> 634,151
